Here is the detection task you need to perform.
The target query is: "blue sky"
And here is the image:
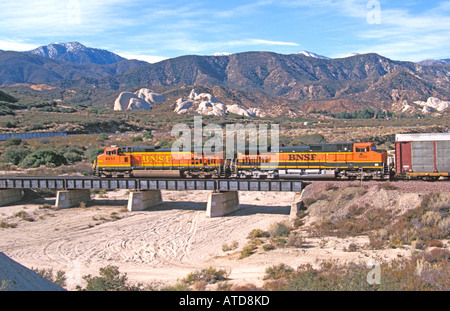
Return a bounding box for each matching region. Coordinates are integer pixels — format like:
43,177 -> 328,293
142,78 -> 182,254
0,0 -> 449,63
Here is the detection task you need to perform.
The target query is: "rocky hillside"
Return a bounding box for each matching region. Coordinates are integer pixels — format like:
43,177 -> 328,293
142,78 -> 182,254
0,51 -> 148,84
76,52 -> 449,115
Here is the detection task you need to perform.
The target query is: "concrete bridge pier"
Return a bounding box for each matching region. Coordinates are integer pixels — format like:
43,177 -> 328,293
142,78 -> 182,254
0,189 -> 24,207
55,190 -> 91,209
127,190 -> 162,211
206,191 -> 240,218
290,189 -> 307,221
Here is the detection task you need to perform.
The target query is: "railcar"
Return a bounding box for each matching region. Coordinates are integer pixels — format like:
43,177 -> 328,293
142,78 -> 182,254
394,133 -> 450,181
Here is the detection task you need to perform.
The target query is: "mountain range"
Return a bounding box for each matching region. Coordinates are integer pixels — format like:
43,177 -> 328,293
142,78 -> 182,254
0,42 -> 449,116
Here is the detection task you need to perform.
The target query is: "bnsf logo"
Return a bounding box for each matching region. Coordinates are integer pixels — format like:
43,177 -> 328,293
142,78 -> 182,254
142,155 -> 171,164
289,154 -> 318,161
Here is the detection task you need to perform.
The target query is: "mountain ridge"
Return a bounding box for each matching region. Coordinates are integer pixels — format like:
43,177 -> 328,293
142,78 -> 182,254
1,43 -> 449,115
25,42 -> 128,65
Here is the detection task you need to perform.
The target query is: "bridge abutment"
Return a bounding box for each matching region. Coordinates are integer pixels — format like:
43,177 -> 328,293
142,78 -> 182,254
0,189 -> 24,207
55,190 -> 91,209
206,191 -> 240,218
127,190 -> 162,211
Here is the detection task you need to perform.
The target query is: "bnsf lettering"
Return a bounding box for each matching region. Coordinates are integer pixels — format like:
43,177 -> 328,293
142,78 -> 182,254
289,154 -> 318,161
142,155 -> 171,164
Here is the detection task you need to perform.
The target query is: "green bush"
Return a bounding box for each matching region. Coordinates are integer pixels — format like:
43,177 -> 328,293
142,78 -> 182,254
182,267 -> 230,285
96,133 -> 109,142
1,147 -> 32,165
131,135 -> 143,142
88,147 -> 104,163
4,137 -> 22,147
264,263 -> 294,280
19,149 -> 67,168
143,131 -> 154,139
61,146 -> 85,164
81,265 -> 129,291
32,268 -> 66,289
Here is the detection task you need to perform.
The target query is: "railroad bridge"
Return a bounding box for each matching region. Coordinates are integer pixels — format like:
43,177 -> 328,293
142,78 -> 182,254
0,176 -> 306,218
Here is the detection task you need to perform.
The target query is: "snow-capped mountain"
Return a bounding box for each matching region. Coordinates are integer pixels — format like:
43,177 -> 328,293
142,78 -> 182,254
341,52 -> 360,58
212,52 -> 232,56
25,42 -> 127,65
297,51 -> 330,59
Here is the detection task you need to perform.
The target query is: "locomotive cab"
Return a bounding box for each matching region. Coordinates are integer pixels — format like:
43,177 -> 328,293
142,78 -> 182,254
95,146 -> 131,177
353,142 -> 388,177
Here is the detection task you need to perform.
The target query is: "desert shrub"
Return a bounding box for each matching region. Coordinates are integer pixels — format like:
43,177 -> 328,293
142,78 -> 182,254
61,146 -> 85,164
156,139 -> 172,148
426,240 -> 444,248
345,243 -> 359,252
4,137 -> 22,147
182,267 -> 230,285
131,135 -> 143,142
422,248 -> 450,263
143,131 -> 154,139
80,265 -> 140,291
262,243 -> 275,251
222,241 -> 239,252
239,240 -> 259,259
266,255 -> 450,291
263,264 -> 294,280
380,182 -> 397,190
286,231 -> 304,248
32,268 -> 66,288
19,148 -> 67,168
268,221 -> 291,238
389,192 -> 450,245
421,211 -> 442,227
247,229 -> 269,239
96,133 -> 109,142
0,221 -> 17,229
15,210 -> 34,222
63,151 -> 83,163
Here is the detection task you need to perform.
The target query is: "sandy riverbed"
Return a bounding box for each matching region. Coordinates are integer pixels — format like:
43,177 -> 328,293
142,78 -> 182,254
0,181 -> 448,290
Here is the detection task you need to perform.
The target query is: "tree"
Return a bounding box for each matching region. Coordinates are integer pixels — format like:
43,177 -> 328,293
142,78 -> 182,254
1,148 -> 31,165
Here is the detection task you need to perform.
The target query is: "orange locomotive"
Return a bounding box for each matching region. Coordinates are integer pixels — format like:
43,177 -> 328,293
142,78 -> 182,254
94,142 -> 388,180
94,145 -> 224,178
235,142 -> 388,179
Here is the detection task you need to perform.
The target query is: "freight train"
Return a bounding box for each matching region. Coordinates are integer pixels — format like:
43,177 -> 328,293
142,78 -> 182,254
93,133 -> 449,181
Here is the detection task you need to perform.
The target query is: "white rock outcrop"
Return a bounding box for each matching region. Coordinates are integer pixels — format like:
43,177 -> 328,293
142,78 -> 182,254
174,89 -> 259,118
414,97 -> 449,112
114,88 -> 166,111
